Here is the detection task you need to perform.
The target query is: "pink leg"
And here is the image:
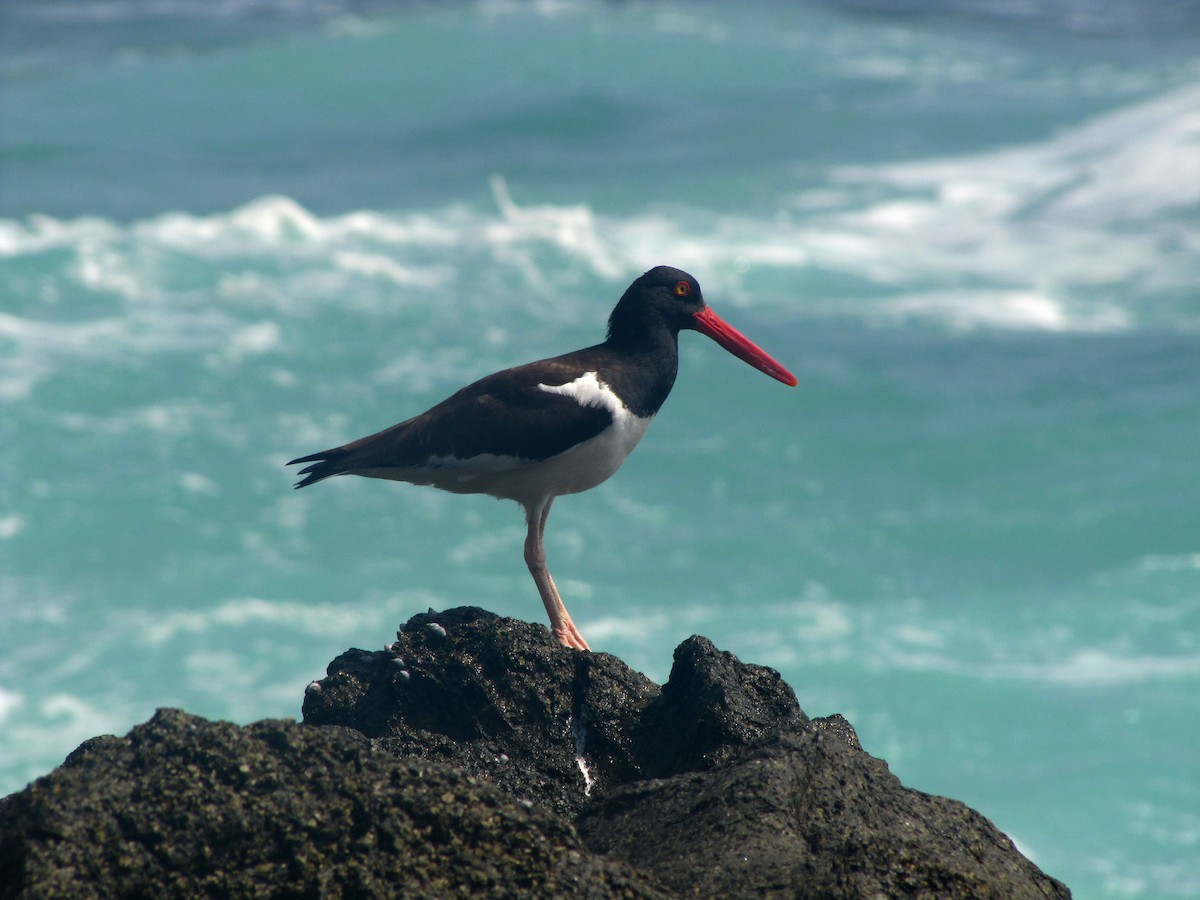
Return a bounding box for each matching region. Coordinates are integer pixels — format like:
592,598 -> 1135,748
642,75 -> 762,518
524,499 -> 590,651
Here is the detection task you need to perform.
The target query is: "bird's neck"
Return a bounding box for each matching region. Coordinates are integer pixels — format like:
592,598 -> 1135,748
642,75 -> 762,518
600,328 -> 680,417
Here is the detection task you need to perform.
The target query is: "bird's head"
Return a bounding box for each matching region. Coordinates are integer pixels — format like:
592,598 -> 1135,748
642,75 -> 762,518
608,265 -> 797,387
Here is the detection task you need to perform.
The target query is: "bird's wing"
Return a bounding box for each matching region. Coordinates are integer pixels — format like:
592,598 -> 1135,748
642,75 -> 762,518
290,356 -> 616,486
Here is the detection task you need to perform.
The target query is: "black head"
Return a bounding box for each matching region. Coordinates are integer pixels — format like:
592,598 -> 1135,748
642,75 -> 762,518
606,266 -> 706,345
606,265 -> 798,386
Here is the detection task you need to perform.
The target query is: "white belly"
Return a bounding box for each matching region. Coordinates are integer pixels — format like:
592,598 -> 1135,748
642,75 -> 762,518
477,372 -> 652,505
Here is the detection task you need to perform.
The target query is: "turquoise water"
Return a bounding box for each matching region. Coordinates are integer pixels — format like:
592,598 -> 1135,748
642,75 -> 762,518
2,1 -> 1199,895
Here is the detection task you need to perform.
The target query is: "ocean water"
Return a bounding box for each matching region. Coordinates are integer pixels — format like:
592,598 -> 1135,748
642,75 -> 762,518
2,0 -> 1198,895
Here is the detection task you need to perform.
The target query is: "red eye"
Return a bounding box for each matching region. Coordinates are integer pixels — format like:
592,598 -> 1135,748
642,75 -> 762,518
674,281 -> 691,297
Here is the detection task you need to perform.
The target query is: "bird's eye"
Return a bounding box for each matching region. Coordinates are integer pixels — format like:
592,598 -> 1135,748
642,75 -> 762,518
674,281 -> 691,297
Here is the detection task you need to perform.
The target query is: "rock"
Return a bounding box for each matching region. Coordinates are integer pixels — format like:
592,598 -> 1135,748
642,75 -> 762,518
580,730 -> 1063,898
632,634 -> 812,778
0,708 -> 662,899
0,606 -> 1071,898
302,607 -> 660,821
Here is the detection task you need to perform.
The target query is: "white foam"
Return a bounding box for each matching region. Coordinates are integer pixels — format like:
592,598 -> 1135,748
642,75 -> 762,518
992,649 -> 1200,687
447,529 -> 514,566
1136,552 -> 1200,573
333,251 -> 445,287
0,516 -> 26,539
878,290 -> 1131,332
224,320 -> 281,361
738,591 -> 1200,688
810,81 -> 1200,329
487,175 -> 625,281
0,199 -> 460,399
785,594 -> 856,643
0,686 -> 23,725
579,610 -> 675,643
478,85 -> 1198,332
1091,851 -> 1200,898
179,472 -> 219,496
137,595 -> 426,646
0,311 -> 144,401
4,79 -> 1195,408
149,195 -> 463,258
0,213 -> 119,257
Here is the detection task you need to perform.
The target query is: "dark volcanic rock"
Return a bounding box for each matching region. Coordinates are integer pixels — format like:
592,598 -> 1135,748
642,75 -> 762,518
302,606 -> 660,820
0,708 -> 662,899
0,606 -> 1071,898
633,634 -> 812,777
580,729 -> 1063,898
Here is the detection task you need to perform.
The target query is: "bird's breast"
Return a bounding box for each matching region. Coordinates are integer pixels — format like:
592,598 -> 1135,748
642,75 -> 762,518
531,371 -> 653,497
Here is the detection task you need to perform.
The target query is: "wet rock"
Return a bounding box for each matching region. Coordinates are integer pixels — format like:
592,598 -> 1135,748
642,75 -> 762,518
0,606 -> 1071,898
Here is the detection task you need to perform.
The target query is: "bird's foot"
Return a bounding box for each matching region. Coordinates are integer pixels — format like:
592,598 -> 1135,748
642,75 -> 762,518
553,623 -> 591,652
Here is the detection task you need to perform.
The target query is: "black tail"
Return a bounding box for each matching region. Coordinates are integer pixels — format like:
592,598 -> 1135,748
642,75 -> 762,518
287,449 -> 351,489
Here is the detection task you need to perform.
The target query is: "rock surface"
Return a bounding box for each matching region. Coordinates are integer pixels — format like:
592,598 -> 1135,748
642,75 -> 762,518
0,606 -> 1072,898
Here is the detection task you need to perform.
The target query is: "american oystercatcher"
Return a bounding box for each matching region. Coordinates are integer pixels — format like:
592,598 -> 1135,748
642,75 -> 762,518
288,266 -> 796,650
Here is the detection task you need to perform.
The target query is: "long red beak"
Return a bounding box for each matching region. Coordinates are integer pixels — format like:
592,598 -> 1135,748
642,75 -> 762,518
691,306 -> 798,387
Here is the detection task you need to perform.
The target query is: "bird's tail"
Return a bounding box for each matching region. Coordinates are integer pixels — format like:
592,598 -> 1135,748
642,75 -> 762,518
286,449 -> 351,489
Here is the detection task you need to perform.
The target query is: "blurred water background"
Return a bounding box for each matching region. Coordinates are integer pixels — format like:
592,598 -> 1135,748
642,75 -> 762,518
2,1 -> 1198,895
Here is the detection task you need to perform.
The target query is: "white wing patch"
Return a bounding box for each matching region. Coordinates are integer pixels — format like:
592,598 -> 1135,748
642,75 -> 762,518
538,371 -> 625,418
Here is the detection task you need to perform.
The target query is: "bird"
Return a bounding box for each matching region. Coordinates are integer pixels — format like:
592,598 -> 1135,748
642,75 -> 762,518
288,266 -> 796,651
